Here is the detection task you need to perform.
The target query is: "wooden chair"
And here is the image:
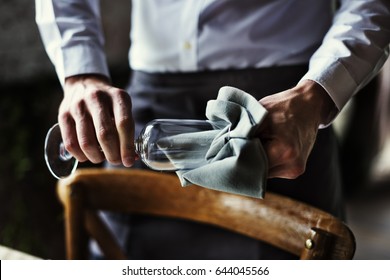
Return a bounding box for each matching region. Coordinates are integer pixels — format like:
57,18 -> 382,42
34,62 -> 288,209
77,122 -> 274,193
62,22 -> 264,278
56,168 -> 356,260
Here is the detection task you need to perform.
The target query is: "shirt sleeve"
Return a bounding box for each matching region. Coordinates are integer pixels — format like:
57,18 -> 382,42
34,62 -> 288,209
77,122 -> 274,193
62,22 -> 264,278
300,0 -> 390,124
35,0 -> 110,86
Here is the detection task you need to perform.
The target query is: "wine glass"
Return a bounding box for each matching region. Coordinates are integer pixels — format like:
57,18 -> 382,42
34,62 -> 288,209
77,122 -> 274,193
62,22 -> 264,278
44,119 -> 217,179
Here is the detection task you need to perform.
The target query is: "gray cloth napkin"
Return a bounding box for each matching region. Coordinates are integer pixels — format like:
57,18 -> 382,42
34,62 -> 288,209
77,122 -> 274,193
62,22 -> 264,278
167,86 -> 268,198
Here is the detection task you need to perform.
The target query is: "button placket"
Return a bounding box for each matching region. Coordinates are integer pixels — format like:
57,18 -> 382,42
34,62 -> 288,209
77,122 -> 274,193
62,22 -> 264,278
179,0 -> 204,71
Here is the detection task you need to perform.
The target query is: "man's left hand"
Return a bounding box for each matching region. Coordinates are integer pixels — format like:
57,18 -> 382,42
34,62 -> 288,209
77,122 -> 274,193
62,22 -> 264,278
258,80 -> 336,179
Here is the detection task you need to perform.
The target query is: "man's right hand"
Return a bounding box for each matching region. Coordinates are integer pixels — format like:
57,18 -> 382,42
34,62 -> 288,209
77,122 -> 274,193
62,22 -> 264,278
58,74 -> 136,167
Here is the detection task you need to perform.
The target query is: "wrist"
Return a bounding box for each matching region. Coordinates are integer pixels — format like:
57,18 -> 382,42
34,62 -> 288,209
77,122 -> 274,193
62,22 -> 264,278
295,79 -> 337,126
65,74 -> 111,88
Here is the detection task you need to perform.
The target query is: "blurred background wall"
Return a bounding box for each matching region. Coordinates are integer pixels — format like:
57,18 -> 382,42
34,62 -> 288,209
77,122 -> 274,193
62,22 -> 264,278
0,0 -> 389,259
0,0 -> 131,259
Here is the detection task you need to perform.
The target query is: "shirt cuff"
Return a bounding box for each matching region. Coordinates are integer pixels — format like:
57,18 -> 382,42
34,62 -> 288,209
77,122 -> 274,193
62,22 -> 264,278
300,57 -> 358,127
58,42 -> 110,86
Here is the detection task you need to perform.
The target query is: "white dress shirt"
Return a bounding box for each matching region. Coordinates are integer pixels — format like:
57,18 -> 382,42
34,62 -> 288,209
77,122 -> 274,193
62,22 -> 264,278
35,0 -> 390,114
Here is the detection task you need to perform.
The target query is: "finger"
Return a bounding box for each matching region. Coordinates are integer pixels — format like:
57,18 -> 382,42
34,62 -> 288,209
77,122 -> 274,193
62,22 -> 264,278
72,102 -> 105,164
112,89 -> 136,167
58,112 -> 88,162
76,117 -> 105,164
262,139 -> 290,169
267,136 -> 302,160
262,139 -> 305,178
267,161 -> 305,179
87,90 -> 122,165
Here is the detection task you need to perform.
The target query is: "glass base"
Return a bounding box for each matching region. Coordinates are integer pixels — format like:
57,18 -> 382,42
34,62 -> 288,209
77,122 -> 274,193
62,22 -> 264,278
44,124 -> 78,179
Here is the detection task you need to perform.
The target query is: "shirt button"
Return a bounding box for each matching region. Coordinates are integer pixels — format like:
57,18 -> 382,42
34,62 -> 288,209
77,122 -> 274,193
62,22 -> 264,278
183,41 -> 192,50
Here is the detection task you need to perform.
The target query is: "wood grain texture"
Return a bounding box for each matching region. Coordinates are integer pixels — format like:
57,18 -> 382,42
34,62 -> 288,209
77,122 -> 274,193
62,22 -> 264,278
57,168 -> 356,259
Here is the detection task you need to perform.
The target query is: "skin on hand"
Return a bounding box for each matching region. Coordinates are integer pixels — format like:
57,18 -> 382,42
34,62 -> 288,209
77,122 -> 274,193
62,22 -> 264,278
258,79 -> 336,179
58,74 -> 137,167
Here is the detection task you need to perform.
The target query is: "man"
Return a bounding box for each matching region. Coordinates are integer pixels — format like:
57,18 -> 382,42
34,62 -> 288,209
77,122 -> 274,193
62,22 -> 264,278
36,0 -> 390,259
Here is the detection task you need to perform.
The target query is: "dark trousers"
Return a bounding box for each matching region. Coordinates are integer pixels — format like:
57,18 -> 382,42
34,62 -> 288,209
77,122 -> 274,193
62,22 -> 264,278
95,65 -> 344,259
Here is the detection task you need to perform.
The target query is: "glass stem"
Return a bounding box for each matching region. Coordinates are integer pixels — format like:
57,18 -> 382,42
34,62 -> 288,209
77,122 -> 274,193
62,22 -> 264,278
59,143 -> 73,161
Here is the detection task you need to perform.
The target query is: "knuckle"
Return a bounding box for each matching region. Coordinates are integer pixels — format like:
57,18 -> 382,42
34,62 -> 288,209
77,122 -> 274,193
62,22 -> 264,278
90,157 -> 104,164
266,140 -> 298,162
289,162 -> 306,179
58,111 -> 72,124
116,115 -> 131,129
113,88 -> 128,98
86,89 -> 109,106
87,89 -> 103,101
281,146 -> 298,161
63,139 -> 77,153
113,89 -> 132,106
72,100 -> 88,118
106,156 -> 121,165
97,127 -> 116,143
79,137 -> 94,151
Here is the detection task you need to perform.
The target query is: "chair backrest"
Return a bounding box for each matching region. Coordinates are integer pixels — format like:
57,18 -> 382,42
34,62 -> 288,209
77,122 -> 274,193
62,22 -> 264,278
56,168 -> 356,260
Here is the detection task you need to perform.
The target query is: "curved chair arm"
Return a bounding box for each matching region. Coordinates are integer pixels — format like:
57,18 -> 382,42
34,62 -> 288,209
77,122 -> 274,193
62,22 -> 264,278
57,168 -> 356,260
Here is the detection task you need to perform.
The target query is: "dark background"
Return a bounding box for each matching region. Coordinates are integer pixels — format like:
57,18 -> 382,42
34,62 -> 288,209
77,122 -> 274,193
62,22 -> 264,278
0,0 -> 131,259
0,0 -> 389,259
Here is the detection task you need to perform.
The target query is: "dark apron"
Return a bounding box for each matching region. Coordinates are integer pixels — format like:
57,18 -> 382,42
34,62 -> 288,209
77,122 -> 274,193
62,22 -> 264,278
97,65 -> 344,260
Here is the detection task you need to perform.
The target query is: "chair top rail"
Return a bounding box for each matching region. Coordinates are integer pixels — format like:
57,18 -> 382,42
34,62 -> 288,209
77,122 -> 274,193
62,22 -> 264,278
57,168 -> 355,259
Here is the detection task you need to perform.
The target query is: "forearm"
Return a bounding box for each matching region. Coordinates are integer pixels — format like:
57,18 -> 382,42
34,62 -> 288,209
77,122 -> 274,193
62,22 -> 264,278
35,0 -> 109,85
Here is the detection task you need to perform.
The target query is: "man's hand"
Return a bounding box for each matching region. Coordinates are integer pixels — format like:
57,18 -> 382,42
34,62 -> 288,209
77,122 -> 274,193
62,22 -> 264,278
58,74 -> 136,167
258,80 -> 336,179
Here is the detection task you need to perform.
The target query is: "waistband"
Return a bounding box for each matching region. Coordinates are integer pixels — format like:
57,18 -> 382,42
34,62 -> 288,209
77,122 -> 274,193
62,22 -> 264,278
131,65 -> 308,87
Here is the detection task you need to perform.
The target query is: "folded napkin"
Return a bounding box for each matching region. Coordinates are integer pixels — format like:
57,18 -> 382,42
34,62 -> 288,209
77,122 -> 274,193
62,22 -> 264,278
165,86 -> 268,198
